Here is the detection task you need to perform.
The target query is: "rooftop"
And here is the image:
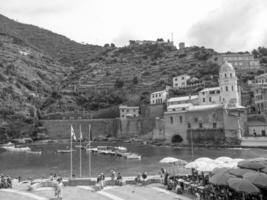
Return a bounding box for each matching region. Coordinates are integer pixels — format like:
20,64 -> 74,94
200,87 -> 220,93
168,103 -> 193,109
119,105 -> 139,109
167,95 -> 198,103
220,62 -> 235,73
188,104 -> 223,111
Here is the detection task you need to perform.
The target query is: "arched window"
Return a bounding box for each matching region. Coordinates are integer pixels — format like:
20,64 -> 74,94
232,85 -> 234,91
170,116 -> 173,124
225,73 -> 227,78
226,86 -> 228,91
230,73 -> 232,78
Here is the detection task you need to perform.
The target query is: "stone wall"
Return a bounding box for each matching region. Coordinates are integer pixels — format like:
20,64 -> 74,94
40,119 -> 120,139
41,117 -> 156,139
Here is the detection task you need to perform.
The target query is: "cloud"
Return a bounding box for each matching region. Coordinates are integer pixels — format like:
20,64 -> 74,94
187,0 -> 267,52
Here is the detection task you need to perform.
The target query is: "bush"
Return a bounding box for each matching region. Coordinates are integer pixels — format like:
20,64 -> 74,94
114,78 -> 124,88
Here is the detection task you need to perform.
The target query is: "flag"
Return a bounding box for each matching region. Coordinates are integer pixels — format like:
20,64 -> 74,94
79,125 -> 83,140
71,125 -> 76,141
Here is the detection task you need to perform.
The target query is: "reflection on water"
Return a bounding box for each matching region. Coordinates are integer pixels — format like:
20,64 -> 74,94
0,142 -> 267,179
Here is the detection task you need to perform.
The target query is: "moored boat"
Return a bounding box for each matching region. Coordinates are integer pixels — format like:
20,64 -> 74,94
57,149 -> 76,153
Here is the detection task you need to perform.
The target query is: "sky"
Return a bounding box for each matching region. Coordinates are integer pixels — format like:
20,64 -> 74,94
0,0 -> 267,52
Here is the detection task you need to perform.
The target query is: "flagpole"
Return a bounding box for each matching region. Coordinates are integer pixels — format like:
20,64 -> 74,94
70,124 -> 73,179
79,124 -> 82,178
88,124 -> 91,178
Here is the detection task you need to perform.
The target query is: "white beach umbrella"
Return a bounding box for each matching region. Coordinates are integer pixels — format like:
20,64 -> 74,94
185,161 -> 207,169
197,162 -> 218,172
195,157 -> 214,163
215,156 -> 233,164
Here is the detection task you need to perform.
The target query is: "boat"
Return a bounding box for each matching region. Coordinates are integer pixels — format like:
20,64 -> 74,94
27,151 -> 42,155
123,153 -> 142,160
3,146 -> 31,152
57,149 -> 76,153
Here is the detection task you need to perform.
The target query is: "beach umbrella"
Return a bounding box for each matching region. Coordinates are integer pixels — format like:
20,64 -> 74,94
229,168 -> 254,177
185,161 -> 206,169
196,162 -> 218,172
217,162 -> 237,169
210,173 -> 235,186
215,156 -> 233,163
238,160 -> 266,171
212,167 -> 231,175
194,157 -> 214,163
243,172 -> 267,188
233,158 -> 244,163
228,178 -> 260,194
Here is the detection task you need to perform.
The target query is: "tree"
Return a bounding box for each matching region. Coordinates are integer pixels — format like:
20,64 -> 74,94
132,76 -> 138,85
104,43 -> 110,48
114,78 -> 124,88
110,43 -> 115,48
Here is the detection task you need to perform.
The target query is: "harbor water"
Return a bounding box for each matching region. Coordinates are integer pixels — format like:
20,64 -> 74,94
0,142 -> 267,179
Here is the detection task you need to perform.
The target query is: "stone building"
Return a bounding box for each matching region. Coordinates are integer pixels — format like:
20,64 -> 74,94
119,105 -> 139,120
172,75 -> 191,88
210,53 -> 260,71
163,62 -> 247,144
150,87 -> 169,105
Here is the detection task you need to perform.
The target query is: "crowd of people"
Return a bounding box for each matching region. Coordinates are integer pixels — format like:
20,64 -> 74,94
0,174 -> 12,189
159,168 -> 265,200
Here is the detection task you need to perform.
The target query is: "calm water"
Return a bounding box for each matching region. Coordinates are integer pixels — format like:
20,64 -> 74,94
0,142 -> 267,179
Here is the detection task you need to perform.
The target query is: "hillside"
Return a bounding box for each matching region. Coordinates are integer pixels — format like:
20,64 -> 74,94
0,14 -> 103,67
0,32 -> 69,140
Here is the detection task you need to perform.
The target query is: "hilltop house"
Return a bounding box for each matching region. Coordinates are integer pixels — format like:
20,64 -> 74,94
198,87 -> 220,105
172,75 -> 190,88
150,87 -> 170,105
119,105 -> 139,120
210,53 -> 260,71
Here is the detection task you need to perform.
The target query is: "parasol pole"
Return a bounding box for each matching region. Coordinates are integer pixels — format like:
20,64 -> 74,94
88,124 -> 91,178
79,124 -> 82,177
70,125 -> 73,179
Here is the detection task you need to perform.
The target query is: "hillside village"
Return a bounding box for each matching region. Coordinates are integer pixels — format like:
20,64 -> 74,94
1,13 -> 267,146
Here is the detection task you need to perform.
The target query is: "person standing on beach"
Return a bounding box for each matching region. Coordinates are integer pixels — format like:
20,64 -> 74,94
55,177 -> 63,200
100,173 -> 105,189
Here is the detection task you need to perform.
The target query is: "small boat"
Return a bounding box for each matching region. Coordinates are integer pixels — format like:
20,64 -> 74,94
124,153 -> 142,160
74,145 -> 84,149
57,149 -> 76,153
2,143 -> 31,152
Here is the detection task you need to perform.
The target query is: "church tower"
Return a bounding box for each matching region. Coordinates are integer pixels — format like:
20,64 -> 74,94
219,62 -> 240,107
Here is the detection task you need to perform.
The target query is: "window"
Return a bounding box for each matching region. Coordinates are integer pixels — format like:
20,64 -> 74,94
121,109 -> 124,112
262,130 -> 266,136
209,97 -> 212,102
232,86 -> 234,91
188,123 -> 191,128
179,116 -> 183,123
203,98 -> 205,102
133,114 -> 136,117
230,73 -> 232,78
126,109 -> 129,112
226,86 -> 228,92
170,116 -> 173,124
225,73 -> 227,78
122,115 -> 124,118
172,109 -> 175,111
199,123 -> 203,128
182,77 -> 184,80
194,117 -> 198,122
213,122 -> 217,128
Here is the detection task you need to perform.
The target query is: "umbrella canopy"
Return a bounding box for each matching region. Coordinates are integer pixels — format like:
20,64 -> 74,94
243,172 -> 267,188
238,160 -> 266,170
210,173 -> 235,186
228,178 -> 260,194
194,157 -> 214,163
212,167 -> 231,175
160,157 -> 179,164
215,156 -> 233,163
197,162 -> 218,172
185,161 -> 206,169
229,168 -> 254,177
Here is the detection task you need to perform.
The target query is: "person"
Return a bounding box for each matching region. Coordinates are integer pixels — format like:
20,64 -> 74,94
6,176 -> 12,188
116,172 -> 123,186
111,170 -> 116,181
135,173 -> 142,185
195,192 -> 201,200
141,172 -> 148,185
55,177 -> 63,200
163,171 -> 169,186
100,173 -> 105,189
160,168 -> 165,184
